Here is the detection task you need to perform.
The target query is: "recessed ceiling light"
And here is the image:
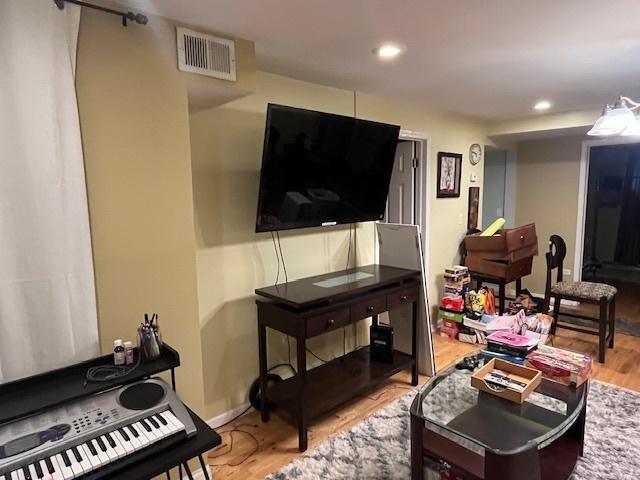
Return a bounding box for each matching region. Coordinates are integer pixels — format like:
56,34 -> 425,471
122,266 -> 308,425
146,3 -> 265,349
373,43 -> 406,59
534,100 -> 552,111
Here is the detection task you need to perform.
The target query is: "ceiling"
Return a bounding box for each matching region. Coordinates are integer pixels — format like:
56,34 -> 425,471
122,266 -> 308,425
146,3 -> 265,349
120,0 -> 640,120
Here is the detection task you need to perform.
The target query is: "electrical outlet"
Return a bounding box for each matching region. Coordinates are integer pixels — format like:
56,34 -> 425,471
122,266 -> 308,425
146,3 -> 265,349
470,173 -> 478,183
563,268 -> 572,277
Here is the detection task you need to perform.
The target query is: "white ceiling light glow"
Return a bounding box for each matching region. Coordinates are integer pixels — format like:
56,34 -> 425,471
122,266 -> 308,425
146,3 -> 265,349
373,43 -> 406,59
533,100 -> 552,111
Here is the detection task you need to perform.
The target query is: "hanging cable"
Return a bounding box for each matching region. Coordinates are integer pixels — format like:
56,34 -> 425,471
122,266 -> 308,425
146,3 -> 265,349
275,231 -> 288,284
270,232 -> 281,286
346,224 -> 353,270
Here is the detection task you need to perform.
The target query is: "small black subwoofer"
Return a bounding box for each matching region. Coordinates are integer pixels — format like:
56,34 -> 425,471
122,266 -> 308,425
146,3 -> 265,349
119,382 -> 165,410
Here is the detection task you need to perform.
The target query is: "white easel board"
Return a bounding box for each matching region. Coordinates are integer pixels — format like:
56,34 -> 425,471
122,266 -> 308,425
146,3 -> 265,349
376,223 -> 435,376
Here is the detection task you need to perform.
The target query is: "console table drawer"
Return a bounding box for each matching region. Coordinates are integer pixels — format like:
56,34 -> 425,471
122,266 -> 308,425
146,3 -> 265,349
306,308 -> 351,338
387,286 -> 419,310
350,295 -> 387,320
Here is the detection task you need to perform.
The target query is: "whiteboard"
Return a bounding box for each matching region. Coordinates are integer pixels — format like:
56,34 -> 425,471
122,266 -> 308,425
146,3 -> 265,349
377,223 -> 435,376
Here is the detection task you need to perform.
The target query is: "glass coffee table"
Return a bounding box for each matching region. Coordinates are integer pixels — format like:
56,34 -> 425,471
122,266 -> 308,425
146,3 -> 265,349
410,353 -> 588,480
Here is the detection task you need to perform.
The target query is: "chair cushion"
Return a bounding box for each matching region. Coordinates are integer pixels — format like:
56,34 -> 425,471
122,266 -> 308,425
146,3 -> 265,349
551,281 -> 617,301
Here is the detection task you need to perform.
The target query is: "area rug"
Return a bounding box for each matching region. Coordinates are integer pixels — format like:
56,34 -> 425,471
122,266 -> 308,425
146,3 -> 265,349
265,380 -> 640,480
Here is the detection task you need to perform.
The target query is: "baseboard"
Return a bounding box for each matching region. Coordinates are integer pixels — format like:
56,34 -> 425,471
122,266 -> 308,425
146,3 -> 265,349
177,403 -> 253,479
206,401 -> 252,429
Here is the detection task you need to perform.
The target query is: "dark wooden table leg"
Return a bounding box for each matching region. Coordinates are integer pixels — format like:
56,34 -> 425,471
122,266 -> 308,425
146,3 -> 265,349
498,281 -> 506,314
609,297 -> 616,348
599,297 -> 607,363
410,414 -> 423,480
371,313 -> 379,327
411,300 -> 418,386
258,320 -> 270,422
515,278 -> 522,296
297,333 -> 308,451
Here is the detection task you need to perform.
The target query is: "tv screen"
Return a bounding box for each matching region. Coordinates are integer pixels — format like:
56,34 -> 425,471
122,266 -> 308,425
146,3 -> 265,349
255,104 -> 400,232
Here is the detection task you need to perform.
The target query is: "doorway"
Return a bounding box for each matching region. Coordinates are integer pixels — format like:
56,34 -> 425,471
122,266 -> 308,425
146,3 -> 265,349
583,143 -> 640,282
578,141 -> 640,333
381,134 -> 430,278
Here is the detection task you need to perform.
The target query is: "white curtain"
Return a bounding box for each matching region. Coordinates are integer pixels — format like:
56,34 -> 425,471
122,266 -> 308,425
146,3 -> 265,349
0,1 -> 99,382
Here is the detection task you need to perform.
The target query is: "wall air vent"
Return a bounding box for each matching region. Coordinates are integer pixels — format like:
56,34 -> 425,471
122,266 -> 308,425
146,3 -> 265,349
176,27 -> 236,81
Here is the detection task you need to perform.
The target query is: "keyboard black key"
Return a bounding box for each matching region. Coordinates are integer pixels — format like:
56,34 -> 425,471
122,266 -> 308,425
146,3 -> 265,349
87,441 -> 97,456
23,466 -> 32,480
127,424 -> 140,437
140,419 -> 152,432
34,461 -> 43,479
72,446 -> 83,462
148,416 -> 160,429
106,433 -> 116,448
45,456 -> 55,474
155,414 -> 168,426
118,427 -> 130,441
96,436 -> 107,452
61,450 -> 71,467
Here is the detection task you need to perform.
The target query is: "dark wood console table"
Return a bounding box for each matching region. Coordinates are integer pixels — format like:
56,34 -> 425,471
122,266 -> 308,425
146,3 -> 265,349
255,264 -> 421,451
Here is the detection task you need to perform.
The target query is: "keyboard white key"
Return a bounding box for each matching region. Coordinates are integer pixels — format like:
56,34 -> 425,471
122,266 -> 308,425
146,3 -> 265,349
10,471 -> 19,480
152,415 -> 172,437
160,411 -> 183,433
48,456 -> 64,480
124,425 -> 143,450
139,419 -> 160,441
114,430 -> 135,454
75,445 -> 93,473
98,435 -> 117,461
65,449 -> 82,477
54,454 -> 73,480
108,432 -> 127,458
131,423 -> 151,447
16,470 -> 24,480
26,464 -> 38,480
90,439 -> 109,466
81,444 -> 99,469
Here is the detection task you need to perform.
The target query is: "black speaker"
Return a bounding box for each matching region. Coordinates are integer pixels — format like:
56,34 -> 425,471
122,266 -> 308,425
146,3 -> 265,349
370,324 -> 394,363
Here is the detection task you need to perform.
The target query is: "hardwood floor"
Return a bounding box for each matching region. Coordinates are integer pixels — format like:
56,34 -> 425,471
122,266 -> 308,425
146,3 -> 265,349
207,332 -> 640,479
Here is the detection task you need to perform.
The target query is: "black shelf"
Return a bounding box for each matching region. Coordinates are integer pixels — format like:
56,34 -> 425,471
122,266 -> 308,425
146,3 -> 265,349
0,344 -> 180,424
268,346 -> 414,421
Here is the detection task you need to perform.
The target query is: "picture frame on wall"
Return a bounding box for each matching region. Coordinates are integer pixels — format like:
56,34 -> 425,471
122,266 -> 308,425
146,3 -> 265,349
436,152 -> 462,198
468,186 -> 480,230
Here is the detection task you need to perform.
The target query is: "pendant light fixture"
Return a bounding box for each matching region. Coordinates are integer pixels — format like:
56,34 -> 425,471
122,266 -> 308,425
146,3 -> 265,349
588,96 -> 640,137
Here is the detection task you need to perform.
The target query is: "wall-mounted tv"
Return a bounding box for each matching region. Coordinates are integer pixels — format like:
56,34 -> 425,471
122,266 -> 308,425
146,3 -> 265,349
255,104 -> 400,232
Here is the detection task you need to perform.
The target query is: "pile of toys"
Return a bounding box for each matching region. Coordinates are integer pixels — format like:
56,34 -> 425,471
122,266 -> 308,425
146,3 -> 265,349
438,266 -> 470,340
439,266 -> 553,347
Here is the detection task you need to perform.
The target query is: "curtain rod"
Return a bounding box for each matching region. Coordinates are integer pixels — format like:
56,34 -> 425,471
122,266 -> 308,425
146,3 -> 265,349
54,0 -> 148,27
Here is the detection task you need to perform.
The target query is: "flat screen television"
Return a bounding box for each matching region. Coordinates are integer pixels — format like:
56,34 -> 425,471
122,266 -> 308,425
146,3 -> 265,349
255,104 -> 401,232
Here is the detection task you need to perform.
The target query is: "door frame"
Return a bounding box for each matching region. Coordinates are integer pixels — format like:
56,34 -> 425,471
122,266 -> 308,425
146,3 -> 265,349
574,136 -> 640,281
401,130 -> 432,285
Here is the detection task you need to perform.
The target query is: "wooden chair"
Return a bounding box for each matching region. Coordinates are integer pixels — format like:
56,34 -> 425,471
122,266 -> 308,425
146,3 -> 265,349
543,234 -> 617,363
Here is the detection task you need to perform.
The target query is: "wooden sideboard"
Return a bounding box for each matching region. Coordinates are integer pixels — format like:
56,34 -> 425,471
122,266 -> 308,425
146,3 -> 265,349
255,264 -> 421,451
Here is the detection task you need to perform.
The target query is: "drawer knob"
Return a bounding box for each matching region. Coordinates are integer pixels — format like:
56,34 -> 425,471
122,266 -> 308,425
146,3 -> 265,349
327,319 -> 335,326
400,295 -> 408,302
367,305 -> 374,312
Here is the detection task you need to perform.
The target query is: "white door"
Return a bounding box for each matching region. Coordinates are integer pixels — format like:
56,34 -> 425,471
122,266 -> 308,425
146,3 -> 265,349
385,141 -> 416,224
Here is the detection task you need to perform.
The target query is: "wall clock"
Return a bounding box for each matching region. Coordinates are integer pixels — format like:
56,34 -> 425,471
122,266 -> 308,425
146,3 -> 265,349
469,143 -> 482,165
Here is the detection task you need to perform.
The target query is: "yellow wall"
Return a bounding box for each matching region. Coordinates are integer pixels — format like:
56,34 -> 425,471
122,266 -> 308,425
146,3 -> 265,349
191,71 -> 490,417
514,136 -> 585,293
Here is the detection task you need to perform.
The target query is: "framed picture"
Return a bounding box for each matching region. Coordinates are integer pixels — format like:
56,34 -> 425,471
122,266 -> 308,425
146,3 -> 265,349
468,186 -> 480,230
437,152 -> 462,198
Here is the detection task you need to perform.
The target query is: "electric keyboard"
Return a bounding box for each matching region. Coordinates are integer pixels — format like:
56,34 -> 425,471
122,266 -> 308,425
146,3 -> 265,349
0,379 -> 196,480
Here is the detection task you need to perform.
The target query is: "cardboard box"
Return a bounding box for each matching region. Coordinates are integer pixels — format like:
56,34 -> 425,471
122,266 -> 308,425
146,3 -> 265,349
525,346 -> 591,386
471,358 -> 542,404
